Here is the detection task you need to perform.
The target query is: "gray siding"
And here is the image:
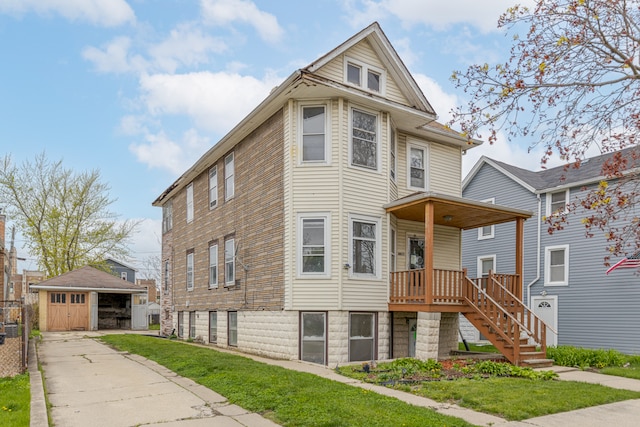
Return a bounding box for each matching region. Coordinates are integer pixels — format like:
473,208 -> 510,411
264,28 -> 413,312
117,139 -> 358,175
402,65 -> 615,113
463,162 -> 640,354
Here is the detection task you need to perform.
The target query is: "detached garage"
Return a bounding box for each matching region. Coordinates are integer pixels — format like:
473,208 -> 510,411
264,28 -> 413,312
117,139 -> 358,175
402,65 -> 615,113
32,266 -> 148,332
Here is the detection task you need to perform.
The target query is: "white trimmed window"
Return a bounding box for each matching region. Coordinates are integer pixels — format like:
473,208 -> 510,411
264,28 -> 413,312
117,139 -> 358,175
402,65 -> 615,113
545,245 -> 569,286
209,311 -> 217,343
301,312 -> 326,365
162,201 -> 173,233
349,312 -> 376,362
477,255 -> 496,277
407,144 -> 427,190
390,227 -> 397,272
209,243 -> 218,288
163,260 -> 170,293
228,311 -> 238,346
298,213 -> 330,277
351,108 -> 378,170
120,272 -> 127,281
390,127 -> 396,181
344,57 -> 385,94
546,189 -> 568,216
225,153 -> 235,200
225,238 -> 235,285
301,105 -> 327,163
186,251 -> 194,290
186,183 -> 194,223
349,214 -> 381,278
209,166 -> 218,209
478,198 -> 495,240
189,311 -> 196,338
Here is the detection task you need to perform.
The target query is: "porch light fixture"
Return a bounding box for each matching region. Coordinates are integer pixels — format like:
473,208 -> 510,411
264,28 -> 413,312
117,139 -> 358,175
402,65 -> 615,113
443,215 -> 453,222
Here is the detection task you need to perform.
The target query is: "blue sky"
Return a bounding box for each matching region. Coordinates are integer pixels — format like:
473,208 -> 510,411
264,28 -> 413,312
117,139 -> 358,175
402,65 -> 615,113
1,0 -> 545,275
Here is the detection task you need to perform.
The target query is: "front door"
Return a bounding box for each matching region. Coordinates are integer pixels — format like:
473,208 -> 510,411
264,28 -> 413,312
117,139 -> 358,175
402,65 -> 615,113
408,237 -> 424,270
131,294 -> 148,330
531,295 -> 558,347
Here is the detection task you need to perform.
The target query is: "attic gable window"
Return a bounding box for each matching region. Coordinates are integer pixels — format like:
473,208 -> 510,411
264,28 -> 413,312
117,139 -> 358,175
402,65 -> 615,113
344,57 -> 385,94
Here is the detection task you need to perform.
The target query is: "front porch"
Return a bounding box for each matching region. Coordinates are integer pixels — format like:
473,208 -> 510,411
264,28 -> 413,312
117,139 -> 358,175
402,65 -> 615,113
384,193 -> 551,366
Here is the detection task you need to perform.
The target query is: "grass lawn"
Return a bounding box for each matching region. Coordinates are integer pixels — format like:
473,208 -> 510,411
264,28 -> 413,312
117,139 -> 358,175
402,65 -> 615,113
336,358 -> 640,421
0,373 -> 30,427
601,361 -> 640,380
457,342 -> 500,353
100,335 -> 474,427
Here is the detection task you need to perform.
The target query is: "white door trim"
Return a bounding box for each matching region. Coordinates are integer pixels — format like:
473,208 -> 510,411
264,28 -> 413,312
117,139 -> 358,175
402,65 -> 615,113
531,295 -> 558,347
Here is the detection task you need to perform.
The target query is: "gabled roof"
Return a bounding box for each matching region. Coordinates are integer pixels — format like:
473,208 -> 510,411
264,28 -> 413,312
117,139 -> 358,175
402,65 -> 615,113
30,266 -> 146,293
305,22 -> 436,117
105,257 -> 138,272
463,147 -> 639,194
153,22 -> 479,207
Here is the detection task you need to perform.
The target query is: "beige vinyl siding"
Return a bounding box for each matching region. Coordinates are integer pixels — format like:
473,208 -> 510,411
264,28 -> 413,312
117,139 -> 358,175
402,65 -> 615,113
315,40 -> 408,106
396,220 -> 460,271
429,143 -> 462,196
395,133 -> 462,199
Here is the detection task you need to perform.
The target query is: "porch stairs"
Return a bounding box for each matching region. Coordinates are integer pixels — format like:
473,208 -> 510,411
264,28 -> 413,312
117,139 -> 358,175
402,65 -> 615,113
462,273 -> 554,367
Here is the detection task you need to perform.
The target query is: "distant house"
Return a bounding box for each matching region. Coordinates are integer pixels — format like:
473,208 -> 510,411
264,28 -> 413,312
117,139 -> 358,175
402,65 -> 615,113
106,258 -> 138,283
153,22 -> 548,366
462,149 -> 640,354
31,266 -> 148,331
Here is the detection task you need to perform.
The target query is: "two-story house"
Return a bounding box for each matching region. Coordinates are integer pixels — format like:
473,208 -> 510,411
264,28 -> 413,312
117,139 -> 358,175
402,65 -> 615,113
462,149 -> 640,355
154,23 -> 548,366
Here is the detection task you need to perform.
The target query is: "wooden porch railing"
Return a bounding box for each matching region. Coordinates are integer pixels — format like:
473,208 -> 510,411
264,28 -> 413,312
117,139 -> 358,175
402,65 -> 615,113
389,268 -> 465,305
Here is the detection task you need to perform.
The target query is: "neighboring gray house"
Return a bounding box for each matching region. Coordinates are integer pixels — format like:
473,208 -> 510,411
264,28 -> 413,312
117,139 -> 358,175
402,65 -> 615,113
106,258 -> 137,283
461,149 -> 640,354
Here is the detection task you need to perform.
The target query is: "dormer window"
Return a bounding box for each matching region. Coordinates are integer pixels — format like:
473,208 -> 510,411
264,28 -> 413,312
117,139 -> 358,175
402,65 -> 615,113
345,57 -> 385,94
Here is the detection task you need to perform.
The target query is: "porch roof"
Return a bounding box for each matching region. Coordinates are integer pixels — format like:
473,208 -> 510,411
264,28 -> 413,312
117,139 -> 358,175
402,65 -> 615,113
384,192 -> 533,229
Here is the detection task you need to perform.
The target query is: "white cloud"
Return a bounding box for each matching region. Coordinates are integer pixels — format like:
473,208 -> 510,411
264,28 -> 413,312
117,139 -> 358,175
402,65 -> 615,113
148,23 -> 228,73
0,0 -> 135,27
343,0 -> 534,33
201,0 -> 284,43
413,73 -> 459,124
128,128 -> 210,175
82,37 -> 148,74
139,71 -> 280,134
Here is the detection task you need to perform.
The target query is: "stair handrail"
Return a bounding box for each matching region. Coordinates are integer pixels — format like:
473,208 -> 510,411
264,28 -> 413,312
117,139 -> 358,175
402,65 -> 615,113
487,272 -> 558,337
462,276 -> 523,349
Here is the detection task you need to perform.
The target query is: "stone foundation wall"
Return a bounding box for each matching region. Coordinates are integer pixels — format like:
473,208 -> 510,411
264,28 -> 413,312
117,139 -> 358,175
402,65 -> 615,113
415,312 -> 440,360
438,312 -> 459,358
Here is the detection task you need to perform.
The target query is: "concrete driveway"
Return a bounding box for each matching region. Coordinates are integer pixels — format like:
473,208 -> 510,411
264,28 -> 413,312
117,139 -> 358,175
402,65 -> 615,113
37,332 -> 278,427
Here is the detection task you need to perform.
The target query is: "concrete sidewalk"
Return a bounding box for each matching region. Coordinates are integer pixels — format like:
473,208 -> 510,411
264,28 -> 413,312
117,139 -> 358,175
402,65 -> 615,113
30,332 -> 640,427
33,331 -> 279,427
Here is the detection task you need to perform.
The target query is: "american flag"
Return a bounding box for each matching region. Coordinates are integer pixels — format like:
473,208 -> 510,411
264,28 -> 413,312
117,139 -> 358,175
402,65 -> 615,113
606,251 -> 640,274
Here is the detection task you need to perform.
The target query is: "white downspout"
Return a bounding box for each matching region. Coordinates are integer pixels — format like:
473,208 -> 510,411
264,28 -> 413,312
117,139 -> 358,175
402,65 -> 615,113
526,194 -> 542,308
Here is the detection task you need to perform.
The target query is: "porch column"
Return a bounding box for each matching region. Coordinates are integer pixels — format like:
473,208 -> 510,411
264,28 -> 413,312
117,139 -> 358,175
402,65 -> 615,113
424,201 -> 434,304
515,217 -> 524,300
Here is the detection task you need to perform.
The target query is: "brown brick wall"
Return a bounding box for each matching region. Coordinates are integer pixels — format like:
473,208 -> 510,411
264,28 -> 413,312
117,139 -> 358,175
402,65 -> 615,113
161,228 -> 174,336
165,109 -> 285,315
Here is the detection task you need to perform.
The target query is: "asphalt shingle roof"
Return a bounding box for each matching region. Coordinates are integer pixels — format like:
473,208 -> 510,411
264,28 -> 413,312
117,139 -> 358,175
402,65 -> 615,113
34,266 -> 146,290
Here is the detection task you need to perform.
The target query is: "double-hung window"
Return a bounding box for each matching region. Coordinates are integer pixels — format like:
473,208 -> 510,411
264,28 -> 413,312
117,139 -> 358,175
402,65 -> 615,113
162,201 -> 173,233
186,183 -> 194,223
225,238 -> 235,285
545,245 -> 569,286
390,128 -> 396,181
298,214 -> 330,276
478,198 -> 495,239
209,311 -> 217,343
345,57 -> 384,93
351,109 -> 378,170
301,105 -> 326,162
186,251 -> 194,290
547,190 -> 568,216
163,260 -> 170,293
209,243 -> 218,288
408,144 -> 427,190
225,153 -> 235,200
349,214 -> 381,278
209,166 -> 218,209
